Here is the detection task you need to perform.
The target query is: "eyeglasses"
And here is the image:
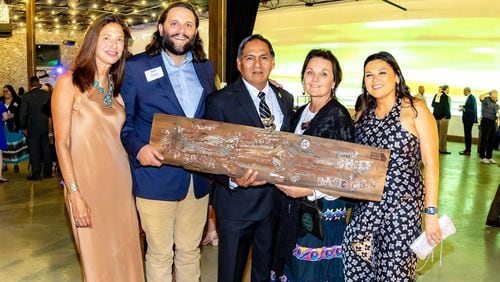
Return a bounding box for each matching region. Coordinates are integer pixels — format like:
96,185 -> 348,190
2,90 -> 9,93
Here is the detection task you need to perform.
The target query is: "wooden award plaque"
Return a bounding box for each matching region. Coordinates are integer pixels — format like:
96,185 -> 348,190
150,114 -> 390,201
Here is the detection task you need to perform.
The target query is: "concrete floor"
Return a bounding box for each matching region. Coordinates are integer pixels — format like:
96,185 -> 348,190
0,141 -> 498,281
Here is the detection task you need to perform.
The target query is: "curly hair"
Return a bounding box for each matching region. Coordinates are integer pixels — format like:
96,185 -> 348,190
145,1 -> 207,62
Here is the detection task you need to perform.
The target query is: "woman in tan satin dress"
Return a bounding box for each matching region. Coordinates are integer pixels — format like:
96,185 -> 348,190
52,14 -> 144,281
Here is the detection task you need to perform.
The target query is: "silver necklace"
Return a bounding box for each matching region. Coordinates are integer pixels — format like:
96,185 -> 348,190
93,74 -> 113,108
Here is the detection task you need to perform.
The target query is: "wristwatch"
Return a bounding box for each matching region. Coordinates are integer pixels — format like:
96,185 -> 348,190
424,207 -> 438,215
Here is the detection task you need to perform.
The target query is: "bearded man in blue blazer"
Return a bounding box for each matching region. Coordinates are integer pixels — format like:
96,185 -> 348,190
120,2 -> 215,281
205,34 -> 294,282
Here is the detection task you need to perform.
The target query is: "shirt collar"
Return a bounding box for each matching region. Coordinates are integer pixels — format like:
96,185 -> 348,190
161,50 -> 193,67
241,78 -> 271,99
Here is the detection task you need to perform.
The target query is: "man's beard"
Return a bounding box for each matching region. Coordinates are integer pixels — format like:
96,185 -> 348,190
162,33 -> 196,56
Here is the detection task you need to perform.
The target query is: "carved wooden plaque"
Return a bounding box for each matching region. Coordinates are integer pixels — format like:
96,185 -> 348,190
150,114 -> 390,201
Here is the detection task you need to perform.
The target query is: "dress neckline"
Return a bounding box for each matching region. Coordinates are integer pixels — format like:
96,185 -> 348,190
371,97 -> 401,121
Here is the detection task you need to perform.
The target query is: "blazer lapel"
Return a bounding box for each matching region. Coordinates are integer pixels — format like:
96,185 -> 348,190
270,83 -> 292,131
148,55 -> 185,115
193,62 -> 208,118
270,84 -> 289,116
234,77 -> 263,127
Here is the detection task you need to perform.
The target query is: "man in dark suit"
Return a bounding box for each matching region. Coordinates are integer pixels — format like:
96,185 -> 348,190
120,2 -> 215,281
204,34 -> 294,282
459,87 -> 477,155
19,76 -> 51,180
432,84 -> 452,154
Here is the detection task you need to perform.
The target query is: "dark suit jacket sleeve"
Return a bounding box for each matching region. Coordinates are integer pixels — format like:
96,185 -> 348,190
13,98 -> 22,130
277,88 -> 295,133
464,95 -> 477,115
444,94 -> 451,119
6,98 -> 21,132
204,93 -> 224,122
120,61 -> 146,166
204,93 -> 231,189
19,95 -> 28,130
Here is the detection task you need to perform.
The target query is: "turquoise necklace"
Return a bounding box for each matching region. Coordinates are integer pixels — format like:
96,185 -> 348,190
93,74 -> 113,108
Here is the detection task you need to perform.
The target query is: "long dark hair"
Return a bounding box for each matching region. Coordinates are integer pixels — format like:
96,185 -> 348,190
359,51 -> 415,120
3,84 -> 20,100
145,1 -> 207,62
72,14 -> 132,97
300,49 -> 342,97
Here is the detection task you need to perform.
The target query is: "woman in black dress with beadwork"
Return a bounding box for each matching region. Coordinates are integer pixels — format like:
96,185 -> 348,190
343,51 -> 442,281
271,49 -> 355,282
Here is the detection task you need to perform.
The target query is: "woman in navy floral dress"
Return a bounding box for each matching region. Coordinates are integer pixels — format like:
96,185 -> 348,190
343,51 -> 442,281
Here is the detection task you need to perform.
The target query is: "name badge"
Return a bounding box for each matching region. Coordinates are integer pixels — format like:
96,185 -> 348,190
145,67 -> 164,82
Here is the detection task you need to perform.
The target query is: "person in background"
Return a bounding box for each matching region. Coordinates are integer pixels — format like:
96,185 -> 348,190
0,101 -> 9,181
41,83 -> 58,173
343,51 -> 441,281
459,87 -> 477,155
52,14 -> 144,280
271,49 -> 355,282
17,87 -> 25,97
2,85 -> 28,173
120,2 -> 215,281
414,85 -> 425,101
478,90 -> 498,164
19,76 -> 52,180
432,84 -> 451,154
42,83 -> 53,94
204,34 -> 294,282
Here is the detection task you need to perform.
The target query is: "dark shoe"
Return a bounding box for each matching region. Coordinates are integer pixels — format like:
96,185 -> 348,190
459,150 -> 471,155
13,165 -> 19,173
27,175 -> 42,181
43,174 -> 53,179
440,151 -> 451,154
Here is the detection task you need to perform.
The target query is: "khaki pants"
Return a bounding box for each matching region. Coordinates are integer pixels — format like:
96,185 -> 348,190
136,179 -> 208,282
436,118 -> 449,152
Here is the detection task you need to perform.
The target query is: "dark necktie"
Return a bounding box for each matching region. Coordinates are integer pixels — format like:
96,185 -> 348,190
257,91 -> 275,129
258,91 -> 271,119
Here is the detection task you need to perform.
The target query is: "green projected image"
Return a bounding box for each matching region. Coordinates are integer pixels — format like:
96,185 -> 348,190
255,17 -> 500,111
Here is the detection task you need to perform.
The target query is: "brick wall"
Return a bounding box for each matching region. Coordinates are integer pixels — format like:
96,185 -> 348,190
0,29 -> 83,91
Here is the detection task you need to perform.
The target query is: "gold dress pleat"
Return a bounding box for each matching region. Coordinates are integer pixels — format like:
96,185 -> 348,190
65,90 -> 144,281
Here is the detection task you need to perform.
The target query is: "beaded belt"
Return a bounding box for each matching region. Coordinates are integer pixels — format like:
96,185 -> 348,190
292,244 -> 342,261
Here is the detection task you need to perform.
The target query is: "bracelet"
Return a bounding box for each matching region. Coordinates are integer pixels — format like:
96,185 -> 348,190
67,182 -> 79,192
424,207 -> 438,215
